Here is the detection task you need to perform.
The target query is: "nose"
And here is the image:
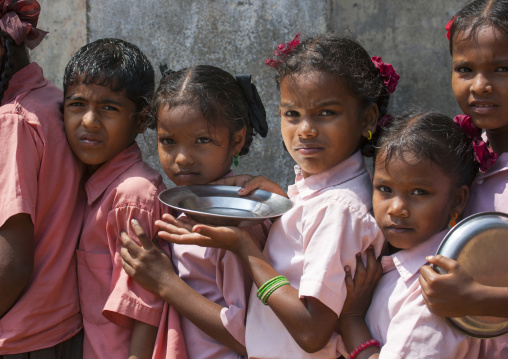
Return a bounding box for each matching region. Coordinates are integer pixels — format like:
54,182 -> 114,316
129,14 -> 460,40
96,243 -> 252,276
386,196 -> 409,218
174,148 -> 194,166
296,118 -> 318,138
82,109 -> 100,129
471,73 -> 492,94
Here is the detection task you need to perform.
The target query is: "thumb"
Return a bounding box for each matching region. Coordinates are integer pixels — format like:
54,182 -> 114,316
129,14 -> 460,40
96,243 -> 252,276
426,254 -> 457,274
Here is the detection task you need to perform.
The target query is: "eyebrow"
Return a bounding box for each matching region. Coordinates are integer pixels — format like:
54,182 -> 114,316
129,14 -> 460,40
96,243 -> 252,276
279,99 -> 342,108
64,95 -> 126,107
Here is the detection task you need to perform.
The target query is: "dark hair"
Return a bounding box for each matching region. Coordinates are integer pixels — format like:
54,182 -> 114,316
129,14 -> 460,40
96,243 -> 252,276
63,38 -> 155,129
0,35 -> 28,103
375,111 -> 478,187
269,32 -> 392,157
151,65 -> 258,155
448,0 -> 508,54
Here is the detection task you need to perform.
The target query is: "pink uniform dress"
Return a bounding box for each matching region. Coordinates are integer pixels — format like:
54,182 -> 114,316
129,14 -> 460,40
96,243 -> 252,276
462,152 -> 508,358
168,176 -> 271,359
0,63 -> 85,354
77,143 -> 186,359
245,151 -> 385,359
365,230 -> 482,358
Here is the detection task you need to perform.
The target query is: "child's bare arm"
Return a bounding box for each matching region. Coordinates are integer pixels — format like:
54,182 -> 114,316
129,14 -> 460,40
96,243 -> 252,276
120,220 -> 246,356
0,214 -> 34,317
419,255 -> 508,317
128,320 -> 158,359
210,174 -> 288,197
156,214 -> 338,353
337,248 -> 381,359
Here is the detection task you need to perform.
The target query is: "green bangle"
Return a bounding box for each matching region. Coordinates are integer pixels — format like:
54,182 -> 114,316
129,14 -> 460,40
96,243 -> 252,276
261,280 -> 290,305
257,275 -> 287,300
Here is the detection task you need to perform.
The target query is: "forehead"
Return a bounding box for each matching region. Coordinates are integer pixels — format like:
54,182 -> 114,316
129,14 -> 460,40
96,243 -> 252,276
453,25 -> 508,59
65,82 -> 133,106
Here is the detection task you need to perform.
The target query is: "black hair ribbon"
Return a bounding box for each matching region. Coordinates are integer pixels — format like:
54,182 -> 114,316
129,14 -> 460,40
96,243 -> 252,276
235,74 -> 269,138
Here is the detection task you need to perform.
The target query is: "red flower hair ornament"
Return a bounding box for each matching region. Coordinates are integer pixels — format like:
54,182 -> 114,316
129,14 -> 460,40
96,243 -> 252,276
371,56 -> 400,94
445,16 -> 456,40
453,114 -> 498,172
0,0 -> 47,49
265,33 -> 300,68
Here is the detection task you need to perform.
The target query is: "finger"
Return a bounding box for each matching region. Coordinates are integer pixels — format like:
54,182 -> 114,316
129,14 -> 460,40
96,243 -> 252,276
364,246 -> 378,280
344,265 -> 354,292
120,231 -> 142,254
419,264 -> 438,283
354,253 -> 366,286
155,219 -> 192,236
209,174 -> 254,187
130,219 -> 153,249
160,213 -> 196,231
426,254 -> 457,273
238,176 -> 288,198
158,230 -> 212,245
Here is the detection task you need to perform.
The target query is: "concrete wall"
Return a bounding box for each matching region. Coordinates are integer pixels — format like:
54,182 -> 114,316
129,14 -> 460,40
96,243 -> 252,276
31,0 -> 467,190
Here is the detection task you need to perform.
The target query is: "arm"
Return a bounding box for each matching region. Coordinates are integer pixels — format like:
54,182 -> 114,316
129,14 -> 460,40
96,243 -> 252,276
419,255 -> 508,317
155,214 -> 338,353
120,220 -> 246,356
129,320 -> 158,359
337,248 -> 381,359
0,213 -> 34,317
210,174 -> 288,198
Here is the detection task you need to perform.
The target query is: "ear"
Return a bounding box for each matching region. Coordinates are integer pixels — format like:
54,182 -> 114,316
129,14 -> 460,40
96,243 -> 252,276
231,127 -> 247,155
135,110 -> 149,134
449,184 -> 470,219
361,103 -> 379,138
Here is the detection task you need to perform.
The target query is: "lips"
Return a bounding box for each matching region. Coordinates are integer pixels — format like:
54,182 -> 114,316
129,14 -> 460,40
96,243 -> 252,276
294,143 -> 324,155
78,133 -> 102,146
469,100 -> 498,114
384,224 -> 413,233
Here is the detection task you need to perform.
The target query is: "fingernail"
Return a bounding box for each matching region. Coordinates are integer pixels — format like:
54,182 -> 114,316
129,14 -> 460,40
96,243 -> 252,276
239,188 -> 246,193
131,219 -> 137,224
426,255 -> 434,261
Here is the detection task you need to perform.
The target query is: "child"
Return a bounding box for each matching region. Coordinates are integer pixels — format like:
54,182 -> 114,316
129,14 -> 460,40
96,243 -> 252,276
63,39 -> 185,359
0,1 -> 84,356
146,33 -> 394,358
120,65 -> 271,358
338,111 -> 482,359
419,0 -> 508,320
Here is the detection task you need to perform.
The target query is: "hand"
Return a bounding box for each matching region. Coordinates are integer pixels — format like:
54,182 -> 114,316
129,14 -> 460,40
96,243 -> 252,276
210,175 -> 288,198
340,247 -> 383,319
120,219 -> 177,296
155,213 -> 251,254
419,255 -> 482,317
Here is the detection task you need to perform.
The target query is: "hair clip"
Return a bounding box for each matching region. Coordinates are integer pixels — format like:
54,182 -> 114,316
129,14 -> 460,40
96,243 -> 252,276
378,113 -> 394,128
453,114 -> 498,172
371,56 -> 400,94
446,16 -> 456,40
265,33 -> 301,68
235,75 -> 268,138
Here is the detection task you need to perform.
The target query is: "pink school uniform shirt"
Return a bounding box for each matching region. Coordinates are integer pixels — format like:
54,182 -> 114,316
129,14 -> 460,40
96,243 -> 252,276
246,151 -> 385,359
365,230 -> 482,359
463,152 -> 508,358
78,143 -> 186,359
0,63 -> 84,354
170,208 -> 271,359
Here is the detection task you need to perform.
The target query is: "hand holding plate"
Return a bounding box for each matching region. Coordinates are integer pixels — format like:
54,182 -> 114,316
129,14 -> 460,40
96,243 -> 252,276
210,175 -> 288,198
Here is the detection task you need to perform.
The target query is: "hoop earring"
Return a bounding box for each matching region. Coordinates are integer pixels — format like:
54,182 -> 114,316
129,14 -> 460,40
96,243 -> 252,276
233,151 -> 239,167
450,213 -> 458,227
366,130 -> 372,141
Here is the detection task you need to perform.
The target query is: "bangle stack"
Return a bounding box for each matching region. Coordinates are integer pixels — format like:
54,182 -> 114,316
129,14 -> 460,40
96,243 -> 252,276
349,339 -> 380,359
256,275 -> 290,305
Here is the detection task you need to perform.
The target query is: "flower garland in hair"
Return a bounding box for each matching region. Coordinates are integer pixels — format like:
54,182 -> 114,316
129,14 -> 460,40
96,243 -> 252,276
454,114 -> 498,172
265,33 -> 301,68
445,16 -> 456,40
371,56 -> 400,94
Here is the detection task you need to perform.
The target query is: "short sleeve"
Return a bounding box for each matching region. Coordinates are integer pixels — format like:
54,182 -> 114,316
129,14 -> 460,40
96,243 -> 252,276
298,194 -> 383,316
380,280 -> 481,358
0,114 -> 41,227
102,205 -> 164,328
218,220 -> 270,345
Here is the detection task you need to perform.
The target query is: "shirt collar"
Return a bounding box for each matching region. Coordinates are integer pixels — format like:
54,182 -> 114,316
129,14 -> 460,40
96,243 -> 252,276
474,152 -> 508,183
84,142 -> 142,205
287,150 -> 366,199
2,63 -> 47,105
381,230 -> 447,282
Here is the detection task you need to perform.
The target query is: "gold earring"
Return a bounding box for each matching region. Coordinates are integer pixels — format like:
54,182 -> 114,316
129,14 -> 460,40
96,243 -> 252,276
450,213 -> 458,227
366,130 -> 372,141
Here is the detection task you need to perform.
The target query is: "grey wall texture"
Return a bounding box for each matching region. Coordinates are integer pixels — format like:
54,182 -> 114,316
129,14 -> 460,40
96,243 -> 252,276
31,0 -> 465,190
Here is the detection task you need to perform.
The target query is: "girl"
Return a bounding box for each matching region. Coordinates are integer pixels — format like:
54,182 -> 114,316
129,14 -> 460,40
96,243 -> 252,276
338,111 -> 482,359
419,0 -> 508,321
142,33 -> 395,358
0,1 -> 84,356
120,65 -> 271,358
63,39 -> 185,359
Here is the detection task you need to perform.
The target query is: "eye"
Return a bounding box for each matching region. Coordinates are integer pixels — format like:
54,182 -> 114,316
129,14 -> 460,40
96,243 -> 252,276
376,185 -> 391,193
283,110 -> 299,117
103,105 -> 119,111
495,67 -> 508,72
196,137 -> 212,144
454,66 -> 471,73
411,188 -> 428,196
319,109 -> 335,116
67,101 -> 85,107
159,137 -> 175,146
